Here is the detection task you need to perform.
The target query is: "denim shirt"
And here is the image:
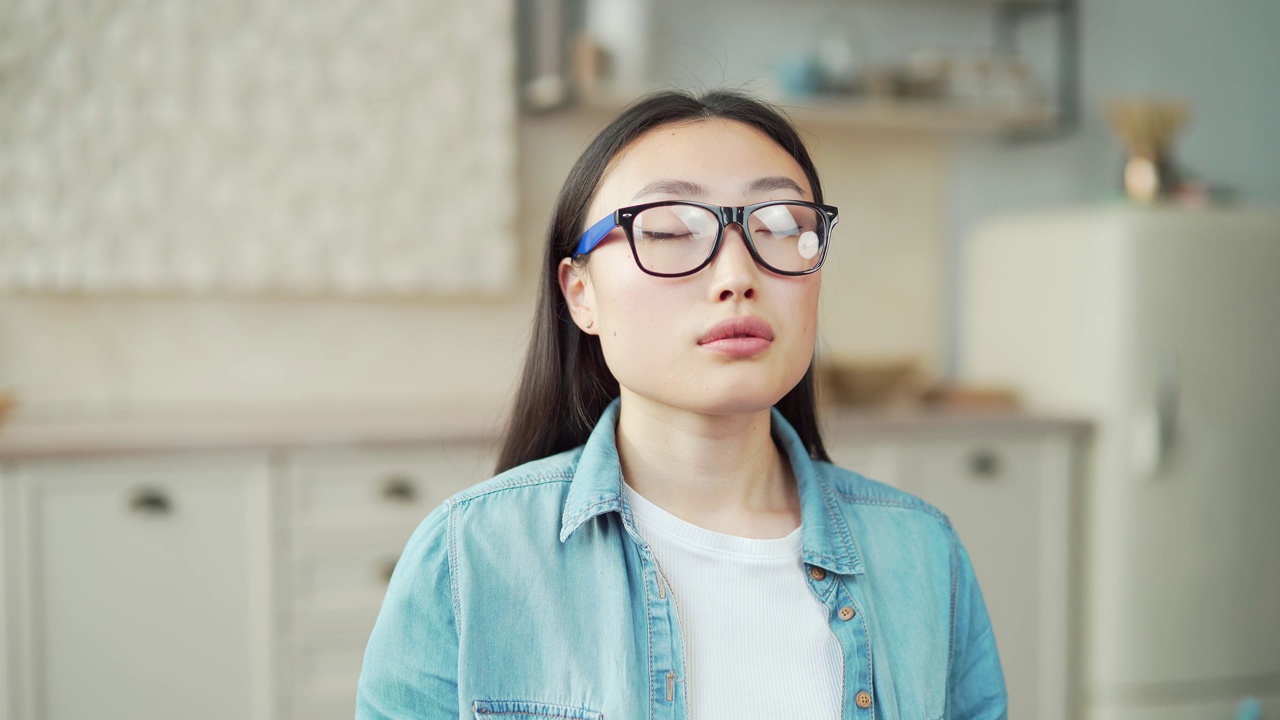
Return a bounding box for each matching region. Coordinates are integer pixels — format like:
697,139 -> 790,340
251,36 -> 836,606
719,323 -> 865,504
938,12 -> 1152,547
357,400 -> 1007,720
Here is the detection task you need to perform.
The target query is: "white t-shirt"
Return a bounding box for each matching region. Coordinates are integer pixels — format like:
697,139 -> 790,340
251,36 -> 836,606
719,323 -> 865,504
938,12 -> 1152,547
623,482 -> 844,719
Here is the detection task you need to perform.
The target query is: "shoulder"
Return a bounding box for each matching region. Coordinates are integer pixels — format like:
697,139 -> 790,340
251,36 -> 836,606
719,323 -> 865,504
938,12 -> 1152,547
812,460 -> 958,544
816,461 -> 949,519
395,448 -> 588,579
449,447 -> 583,506
410,447 -> 588,548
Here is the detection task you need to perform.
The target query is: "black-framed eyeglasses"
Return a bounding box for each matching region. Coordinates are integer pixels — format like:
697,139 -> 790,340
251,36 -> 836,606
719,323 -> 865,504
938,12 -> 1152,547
573,200 -> 839,277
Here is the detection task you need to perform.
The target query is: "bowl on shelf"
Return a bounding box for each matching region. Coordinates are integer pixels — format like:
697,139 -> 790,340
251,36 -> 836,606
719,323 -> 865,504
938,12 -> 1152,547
818,357 -> 929,409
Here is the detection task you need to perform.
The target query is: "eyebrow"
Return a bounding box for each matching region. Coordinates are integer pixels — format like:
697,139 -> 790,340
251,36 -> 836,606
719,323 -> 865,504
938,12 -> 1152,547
630,176 -> 810,201
631,179 -> 705,200
744,176 -> 809,198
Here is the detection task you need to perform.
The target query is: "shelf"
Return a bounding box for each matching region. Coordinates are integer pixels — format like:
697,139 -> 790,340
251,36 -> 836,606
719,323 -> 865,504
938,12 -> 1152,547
786,96 -> 1056,134
575,88 -> 1057,136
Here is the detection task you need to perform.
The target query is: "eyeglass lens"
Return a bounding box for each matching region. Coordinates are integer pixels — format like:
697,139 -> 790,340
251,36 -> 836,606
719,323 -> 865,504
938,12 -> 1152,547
630,203 -> 827,275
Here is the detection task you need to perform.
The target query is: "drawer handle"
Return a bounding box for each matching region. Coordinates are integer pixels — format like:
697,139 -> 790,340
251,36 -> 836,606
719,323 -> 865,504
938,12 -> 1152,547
381,476 -> 418,503
129,487 -> 172,515
379,557 -> 399,584
968,449 -> 1002,479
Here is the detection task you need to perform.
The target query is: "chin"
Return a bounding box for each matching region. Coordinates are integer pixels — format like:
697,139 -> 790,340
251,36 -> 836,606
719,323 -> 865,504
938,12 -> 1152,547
700,397 -> 785,417
618,355 -> 811,417
649,382 -> 792,418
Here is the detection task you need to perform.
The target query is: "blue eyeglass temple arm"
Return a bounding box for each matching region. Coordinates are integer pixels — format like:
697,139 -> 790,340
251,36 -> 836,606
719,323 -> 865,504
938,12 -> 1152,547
574,214 -> 619,256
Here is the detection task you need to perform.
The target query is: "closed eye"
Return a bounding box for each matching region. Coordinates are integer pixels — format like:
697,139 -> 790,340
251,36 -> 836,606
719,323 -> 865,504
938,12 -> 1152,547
640,230 -> 696,241
752,225 -> 803,238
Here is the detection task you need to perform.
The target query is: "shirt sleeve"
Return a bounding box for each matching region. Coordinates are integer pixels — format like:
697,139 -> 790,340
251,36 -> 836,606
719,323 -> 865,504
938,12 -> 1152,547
945,532 -> 1009,720
356,502 -> 460,719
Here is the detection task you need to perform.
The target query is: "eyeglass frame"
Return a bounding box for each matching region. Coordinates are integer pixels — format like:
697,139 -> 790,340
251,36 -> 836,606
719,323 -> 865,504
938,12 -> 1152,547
572,199 -> 839,278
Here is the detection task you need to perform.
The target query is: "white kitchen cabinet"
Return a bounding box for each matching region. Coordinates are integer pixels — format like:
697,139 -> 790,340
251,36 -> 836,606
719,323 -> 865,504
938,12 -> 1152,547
826,418 -> 1085,720
4,453 -> 274,720
279,443 -> 495,720
0,410 -> 1083,719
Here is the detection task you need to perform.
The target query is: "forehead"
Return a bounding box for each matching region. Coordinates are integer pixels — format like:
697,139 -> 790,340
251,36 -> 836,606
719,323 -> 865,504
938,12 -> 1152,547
590,119 -> 812,214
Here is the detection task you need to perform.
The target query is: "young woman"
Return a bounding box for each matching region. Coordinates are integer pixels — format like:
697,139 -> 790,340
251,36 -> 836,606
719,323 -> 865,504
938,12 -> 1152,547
357,90 -> 1007,719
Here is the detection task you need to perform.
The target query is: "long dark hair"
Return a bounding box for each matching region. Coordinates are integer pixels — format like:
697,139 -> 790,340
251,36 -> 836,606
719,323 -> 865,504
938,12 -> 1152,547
495,89 -> 831,473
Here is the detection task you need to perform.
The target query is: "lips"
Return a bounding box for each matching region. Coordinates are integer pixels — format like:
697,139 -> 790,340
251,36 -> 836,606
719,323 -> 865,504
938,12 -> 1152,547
698,316 -> 775,357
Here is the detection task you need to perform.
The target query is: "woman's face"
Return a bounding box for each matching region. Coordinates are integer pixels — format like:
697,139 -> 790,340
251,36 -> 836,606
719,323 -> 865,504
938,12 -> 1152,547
559,119 -> 822,417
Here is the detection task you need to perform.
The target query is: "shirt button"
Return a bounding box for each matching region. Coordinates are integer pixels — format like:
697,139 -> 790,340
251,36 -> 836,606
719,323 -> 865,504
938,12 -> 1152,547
809,566 -> 827,581
855,691 -> 873,709
838,606 -> 855,621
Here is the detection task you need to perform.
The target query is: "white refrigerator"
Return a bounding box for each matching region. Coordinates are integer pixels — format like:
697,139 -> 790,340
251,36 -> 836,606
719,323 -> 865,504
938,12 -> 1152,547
961,205 -> 1280,720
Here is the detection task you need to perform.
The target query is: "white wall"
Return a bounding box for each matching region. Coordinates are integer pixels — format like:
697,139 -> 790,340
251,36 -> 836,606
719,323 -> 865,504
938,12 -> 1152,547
0,107 -> 953,416
0,109 -> 567,418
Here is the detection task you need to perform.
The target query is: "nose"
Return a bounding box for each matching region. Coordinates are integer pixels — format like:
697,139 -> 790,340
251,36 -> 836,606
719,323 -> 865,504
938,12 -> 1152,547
708,223 -> 758,302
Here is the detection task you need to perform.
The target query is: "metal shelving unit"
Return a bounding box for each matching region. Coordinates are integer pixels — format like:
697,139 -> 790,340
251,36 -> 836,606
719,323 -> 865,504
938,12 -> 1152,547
526,0 -> 1081,139
578,87 -> 1058,136
995,0 -> 1080,138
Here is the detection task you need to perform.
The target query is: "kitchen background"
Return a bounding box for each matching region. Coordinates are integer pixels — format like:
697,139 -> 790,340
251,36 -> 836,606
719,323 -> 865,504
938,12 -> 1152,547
2,0 -> 1277,416
1,0 -> 1277,719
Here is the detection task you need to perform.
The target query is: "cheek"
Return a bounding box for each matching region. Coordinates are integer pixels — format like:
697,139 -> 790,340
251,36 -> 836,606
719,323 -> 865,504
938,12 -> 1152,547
587,254 -> 681,351
595,275 -> 682,351
801,280 -> 821,338
778,275 -> 822,340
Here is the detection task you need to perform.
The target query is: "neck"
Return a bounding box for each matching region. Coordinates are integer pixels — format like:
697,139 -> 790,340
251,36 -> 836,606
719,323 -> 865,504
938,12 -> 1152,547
615,390 -> 801,539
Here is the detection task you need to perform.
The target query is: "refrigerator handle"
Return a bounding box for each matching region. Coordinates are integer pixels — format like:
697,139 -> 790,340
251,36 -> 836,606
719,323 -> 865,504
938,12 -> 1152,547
1155,352 -> 1179,468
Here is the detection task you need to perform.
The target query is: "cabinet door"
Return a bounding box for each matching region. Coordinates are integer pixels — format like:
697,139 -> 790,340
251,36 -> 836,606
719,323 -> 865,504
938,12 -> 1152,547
282,443 -> 492,719
895,434 -> 1074,720
12,453 -> 273,720
289,630 -> 378,720
286,443 -> 494,532
824,441 -> 901,487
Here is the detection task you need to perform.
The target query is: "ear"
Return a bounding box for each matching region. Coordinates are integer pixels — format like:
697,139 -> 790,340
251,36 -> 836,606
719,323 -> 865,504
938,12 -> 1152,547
558,258 -> 597,335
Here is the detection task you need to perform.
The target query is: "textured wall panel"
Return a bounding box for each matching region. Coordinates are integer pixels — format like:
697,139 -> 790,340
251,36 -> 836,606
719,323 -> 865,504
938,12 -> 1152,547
0,0 -> 517,297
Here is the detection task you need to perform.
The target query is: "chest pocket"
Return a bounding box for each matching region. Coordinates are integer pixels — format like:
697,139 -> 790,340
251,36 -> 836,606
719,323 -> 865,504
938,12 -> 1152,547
473,699 -> 604,720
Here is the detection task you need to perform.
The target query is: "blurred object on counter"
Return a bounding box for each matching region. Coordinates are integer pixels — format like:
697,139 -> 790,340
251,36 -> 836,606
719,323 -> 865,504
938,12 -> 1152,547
861,65 -> 907,99
820,357 -> 929,408
572,33 -> 609,95
772,15 -> 865,98
1106,99 -> 1191,204
821,358 -> 1021,412
774,52 -> 824,99
1168,176 -> 1237,208
907,49 -> 1039,108
773,40 -> 1040,113
920,383 -> 1021,411
582,0 -> 652,96
813,17 -> 864,95
518,0 -> 574,112
858,49 -> 1040,109
1235,697 -> 1263,720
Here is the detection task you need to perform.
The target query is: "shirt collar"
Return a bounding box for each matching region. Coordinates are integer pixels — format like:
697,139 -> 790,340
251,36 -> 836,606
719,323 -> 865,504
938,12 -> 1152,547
559,398 -> 864,575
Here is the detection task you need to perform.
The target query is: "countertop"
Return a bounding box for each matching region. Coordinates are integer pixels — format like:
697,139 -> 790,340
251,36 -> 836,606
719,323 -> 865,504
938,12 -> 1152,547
0,402 -> 1093,459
